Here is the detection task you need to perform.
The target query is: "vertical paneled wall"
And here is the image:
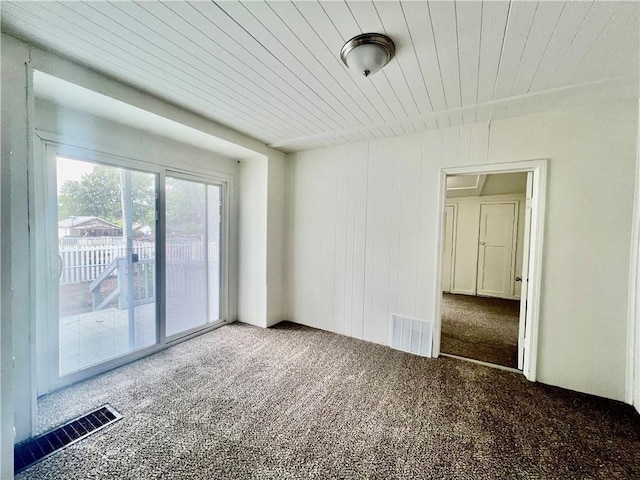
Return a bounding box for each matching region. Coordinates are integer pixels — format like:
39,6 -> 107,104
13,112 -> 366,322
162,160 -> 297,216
287,100 -> 637,401
288,124 -> 490,345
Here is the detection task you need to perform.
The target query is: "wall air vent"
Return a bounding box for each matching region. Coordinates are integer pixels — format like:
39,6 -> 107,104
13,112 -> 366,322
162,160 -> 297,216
389,314 -> 434,357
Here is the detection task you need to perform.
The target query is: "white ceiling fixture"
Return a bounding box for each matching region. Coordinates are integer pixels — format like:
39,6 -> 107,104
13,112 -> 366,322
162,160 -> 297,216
340,33 -> 395,77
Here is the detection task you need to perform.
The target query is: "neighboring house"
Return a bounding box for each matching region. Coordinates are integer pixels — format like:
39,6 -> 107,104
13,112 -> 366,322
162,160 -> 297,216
58,216 -> 121,238
133,224 -> 153,238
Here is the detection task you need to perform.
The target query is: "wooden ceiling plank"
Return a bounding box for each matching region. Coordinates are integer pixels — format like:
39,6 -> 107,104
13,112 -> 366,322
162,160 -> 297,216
400,1 -> 449,122
3,0 -> 637,152
219,1 -> 383,127
73,2 -> 302,139
493,0 -> 539,100
137,1 -> 344,133
96,0 -> 326,137
2,7 -> 278,142
9,3 -> 284,140
456,0 -> 482,108
477,0 -> 511,104
549,1 -> 621,89
428,0 -> 462,112
527,1 -> 593,93
68,1 -> 310,138
569,3 -> 639,84
510,1 -> 566,96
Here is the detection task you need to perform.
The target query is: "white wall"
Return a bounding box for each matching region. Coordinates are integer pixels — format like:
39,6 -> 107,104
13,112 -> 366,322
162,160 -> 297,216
238,150 -> 288,328
1,35 -> 33,461
238,157 -> 268,328
447,194 -> 526,299
0,33 -> 28,479
287,99 -> 638,401
266,151 -> 288,327
35,99 -> 240,177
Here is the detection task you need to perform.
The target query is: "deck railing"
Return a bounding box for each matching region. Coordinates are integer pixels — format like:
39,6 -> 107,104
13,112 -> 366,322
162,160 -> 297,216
89,257 -> 156,311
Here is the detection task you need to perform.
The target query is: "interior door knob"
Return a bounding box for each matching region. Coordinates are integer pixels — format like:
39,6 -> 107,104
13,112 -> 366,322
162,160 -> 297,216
480,241 -> 486,245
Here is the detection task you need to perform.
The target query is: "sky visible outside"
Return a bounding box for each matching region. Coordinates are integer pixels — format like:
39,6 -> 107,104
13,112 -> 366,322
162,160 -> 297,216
56,156 -> 96,194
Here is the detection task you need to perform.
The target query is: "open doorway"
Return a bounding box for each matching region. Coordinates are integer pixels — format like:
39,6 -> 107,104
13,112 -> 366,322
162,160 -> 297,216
440,172 -> 527,370
434,160 -> 547,381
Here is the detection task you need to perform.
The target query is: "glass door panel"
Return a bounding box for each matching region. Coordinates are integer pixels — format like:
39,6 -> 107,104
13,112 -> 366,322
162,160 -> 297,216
56,156 -> 157,375
165,177 -> 221,337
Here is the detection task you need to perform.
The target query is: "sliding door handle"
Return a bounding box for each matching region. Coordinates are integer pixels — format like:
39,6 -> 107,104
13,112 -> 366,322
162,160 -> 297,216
58,254 -> 64,279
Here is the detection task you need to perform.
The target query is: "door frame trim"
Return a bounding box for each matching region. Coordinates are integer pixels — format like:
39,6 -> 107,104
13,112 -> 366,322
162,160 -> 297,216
433,159 -> 548,382
627,107 -> 640,411
442,203 -> 458,293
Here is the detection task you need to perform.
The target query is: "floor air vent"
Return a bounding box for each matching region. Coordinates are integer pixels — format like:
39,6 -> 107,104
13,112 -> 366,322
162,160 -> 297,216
390,314 -> 434,357
14,404 -> 122,474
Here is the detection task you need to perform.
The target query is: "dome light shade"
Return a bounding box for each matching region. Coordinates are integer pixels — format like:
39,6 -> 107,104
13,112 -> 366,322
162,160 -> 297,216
340,33 -> 395,77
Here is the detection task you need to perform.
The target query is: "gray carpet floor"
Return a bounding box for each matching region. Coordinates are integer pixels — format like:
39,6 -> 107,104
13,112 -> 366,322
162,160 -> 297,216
20,321 -> 640,479
441,293 -> 520,368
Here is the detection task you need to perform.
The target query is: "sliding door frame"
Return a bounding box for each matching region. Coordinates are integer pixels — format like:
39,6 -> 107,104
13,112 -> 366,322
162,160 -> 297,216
33,134 -> 232,394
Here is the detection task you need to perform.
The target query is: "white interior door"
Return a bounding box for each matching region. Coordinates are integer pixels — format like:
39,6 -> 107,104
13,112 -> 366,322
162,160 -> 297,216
518,173 -> 534,370
476,202 -> 517,298
441,204 -> 456,292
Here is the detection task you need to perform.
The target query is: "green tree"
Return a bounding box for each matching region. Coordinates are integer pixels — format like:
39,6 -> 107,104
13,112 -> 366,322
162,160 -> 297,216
58,165 -> 155,227
165,178 -> 205,237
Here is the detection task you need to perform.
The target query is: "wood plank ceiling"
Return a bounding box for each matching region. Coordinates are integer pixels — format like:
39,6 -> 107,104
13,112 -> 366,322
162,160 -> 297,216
2,1 -> 638,152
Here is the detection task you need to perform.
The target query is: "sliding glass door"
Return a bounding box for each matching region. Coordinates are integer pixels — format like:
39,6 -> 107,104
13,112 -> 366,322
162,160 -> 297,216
55,156 -> 157,376
40,143 -> 227,391
165,176 -> 221,338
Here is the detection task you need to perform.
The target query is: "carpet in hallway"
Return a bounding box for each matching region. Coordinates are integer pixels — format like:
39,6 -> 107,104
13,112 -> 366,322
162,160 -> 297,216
441,293 -> 520,368
20,321 -> 639,479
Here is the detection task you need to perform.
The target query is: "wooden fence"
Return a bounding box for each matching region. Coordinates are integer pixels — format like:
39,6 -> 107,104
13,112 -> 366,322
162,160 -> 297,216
59,239 -> 218,285
59,240 -> 155,284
